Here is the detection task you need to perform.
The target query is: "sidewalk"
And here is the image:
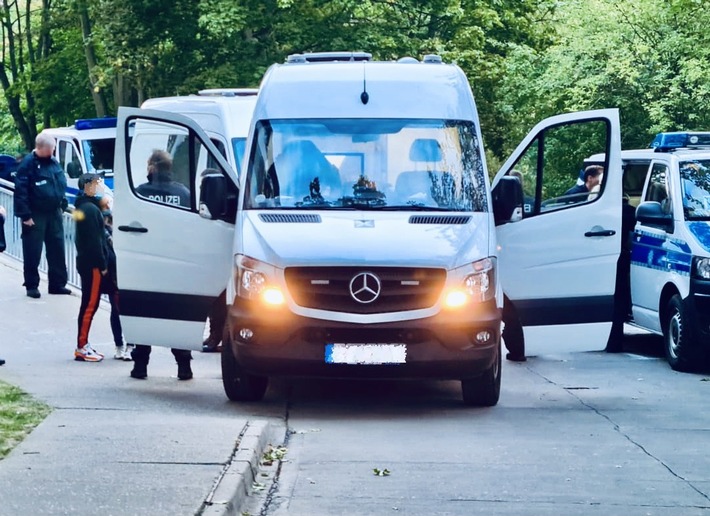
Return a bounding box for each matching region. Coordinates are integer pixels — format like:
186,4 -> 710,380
0,254 -> 279,515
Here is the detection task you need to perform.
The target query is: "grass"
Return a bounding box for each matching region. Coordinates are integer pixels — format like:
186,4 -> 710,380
0,380 -> 51,459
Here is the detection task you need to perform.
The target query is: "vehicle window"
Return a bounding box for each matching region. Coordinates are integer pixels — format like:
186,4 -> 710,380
506,120 -> 610,217
81,138 -> 115,176
231,138 -> 246,176
57,139 -> 83,179
622,161 -> 650,207
244,118 -> 487,212
644,162 -> 672,215
126,117 -> 228,211
679,159 -> 710,220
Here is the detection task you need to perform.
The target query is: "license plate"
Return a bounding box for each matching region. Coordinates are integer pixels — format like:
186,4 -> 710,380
325,343 -> 407,365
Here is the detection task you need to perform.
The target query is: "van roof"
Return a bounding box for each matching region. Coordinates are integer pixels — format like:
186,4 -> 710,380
255,58 -> 478,121
141,92 -> 258,139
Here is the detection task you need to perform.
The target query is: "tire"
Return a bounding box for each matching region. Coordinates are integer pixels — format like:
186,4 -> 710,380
221,334 -> 268,402
663,294 -> 698,372
461,342 -> 501,407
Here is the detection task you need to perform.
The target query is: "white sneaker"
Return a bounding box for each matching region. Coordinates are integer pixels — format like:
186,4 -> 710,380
75,344 -> 104,362
123,345 -> 134,362
115,345 -> 134,361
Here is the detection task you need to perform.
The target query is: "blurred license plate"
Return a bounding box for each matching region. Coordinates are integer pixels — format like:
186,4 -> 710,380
325,343 -> 407,365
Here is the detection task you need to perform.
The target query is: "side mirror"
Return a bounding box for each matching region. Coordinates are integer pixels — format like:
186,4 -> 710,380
66,161 -> 83,179
492,176 -> 524,225
636,201 -> 673,231
199,170 -> 238,223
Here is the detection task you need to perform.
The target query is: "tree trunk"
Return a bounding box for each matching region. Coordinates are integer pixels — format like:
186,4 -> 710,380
77,0 -> 108,117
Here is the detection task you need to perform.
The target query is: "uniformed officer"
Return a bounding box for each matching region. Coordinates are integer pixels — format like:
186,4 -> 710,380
131,149 -> 193,380
14,132 -> 70,298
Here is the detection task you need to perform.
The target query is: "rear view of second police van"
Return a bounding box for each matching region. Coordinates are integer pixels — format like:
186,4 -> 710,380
225,52 -> 502,405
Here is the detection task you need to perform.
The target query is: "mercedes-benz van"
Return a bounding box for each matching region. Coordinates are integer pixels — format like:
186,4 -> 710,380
112,52 -> 623,406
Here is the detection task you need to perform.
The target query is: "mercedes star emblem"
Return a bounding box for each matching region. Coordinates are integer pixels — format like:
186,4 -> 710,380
349,272 -> 381,304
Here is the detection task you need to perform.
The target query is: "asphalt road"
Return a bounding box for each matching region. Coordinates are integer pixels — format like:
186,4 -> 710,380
241,333 -> 710,516
2,247 -> 709,515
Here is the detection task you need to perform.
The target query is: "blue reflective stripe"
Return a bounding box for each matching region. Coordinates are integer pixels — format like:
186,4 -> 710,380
687,222 -> 710,254
325,344 -> 335,363
631,230 -> 691,275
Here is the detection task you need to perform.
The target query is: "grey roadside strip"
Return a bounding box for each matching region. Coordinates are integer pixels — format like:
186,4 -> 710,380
201,419 -> 285,516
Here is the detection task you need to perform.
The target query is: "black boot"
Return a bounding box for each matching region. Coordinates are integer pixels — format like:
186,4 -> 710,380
130,361 -> 148,379
177,359 -> 193,380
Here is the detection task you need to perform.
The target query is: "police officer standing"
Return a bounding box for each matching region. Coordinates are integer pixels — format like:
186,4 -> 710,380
130,149 -> 193,380
14,133 -> 70,298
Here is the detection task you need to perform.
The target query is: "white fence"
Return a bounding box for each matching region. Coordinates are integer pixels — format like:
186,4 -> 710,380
0,179 -> 81,288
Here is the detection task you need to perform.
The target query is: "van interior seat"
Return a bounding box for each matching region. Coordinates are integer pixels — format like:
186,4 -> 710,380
394,138 -> 444,204
275,140 -> 342,200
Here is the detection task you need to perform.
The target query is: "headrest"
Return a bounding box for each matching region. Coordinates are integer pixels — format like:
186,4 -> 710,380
409,139 -> 442,162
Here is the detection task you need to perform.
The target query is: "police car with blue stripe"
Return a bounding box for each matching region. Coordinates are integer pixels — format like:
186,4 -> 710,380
42,117 -> 116,207
594,132 -> 710,371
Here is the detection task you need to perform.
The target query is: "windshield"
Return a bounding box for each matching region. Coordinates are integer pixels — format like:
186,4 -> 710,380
81,138 -> 115,176
244,119 -> 488,212
680,159 -> 710,220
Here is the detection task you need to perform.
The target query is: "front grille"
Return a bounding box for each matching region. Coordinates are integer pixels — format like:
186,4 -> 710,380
285,267 -> 446,314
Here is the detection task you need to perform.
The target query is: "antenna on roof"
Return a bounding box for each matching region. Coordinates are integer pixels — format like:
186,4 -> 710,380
360,62 -> 369,105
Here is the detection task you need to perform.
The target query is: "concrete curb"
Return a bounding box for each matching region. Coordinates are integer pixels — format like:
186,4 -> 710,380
202,420 -> 282,516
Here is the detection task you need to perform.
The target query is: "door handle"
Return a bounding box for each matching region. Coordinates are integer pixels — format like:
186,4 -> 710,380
118,225 -> 148,233
584,229 -> 615,237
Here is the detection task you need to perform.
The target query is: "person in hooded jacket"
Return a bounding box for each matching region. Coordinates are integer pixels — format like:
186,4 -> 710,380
72,174 -> 110,362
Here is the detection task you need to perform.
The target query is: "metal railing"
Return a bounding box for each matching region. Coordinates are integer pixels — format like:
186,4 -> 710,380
0,180 -> 81,288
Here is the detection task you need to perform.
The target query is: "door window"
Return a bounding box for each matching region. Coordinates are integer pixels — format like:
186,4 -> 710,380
644,163 -> 672,215
57,139 -> 83,178
126,117 -> 229,210
506,120 -> 610,217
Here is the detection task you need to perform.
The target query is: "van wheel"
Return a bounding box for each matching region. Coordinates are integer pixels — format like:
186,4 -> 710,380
221,337 -> 268,402
664,294 -> 698,372
461,343 -> 501,407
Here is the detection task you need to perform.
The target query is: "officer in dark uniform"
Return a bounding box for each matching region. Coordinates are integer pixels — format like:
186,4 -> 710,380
130,149 -> 194,380
14,133 -> 70,298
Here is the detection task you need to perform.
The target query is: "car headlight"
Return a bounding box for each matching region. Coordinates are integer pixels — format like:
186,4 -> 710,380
234,255 -> 285,305
693,256 -> 710,280
445,257 -> 496,307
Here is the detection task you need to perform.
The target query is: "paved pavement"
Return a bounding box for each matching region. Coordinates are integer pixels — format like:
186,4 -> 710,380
0,253 -> 281,515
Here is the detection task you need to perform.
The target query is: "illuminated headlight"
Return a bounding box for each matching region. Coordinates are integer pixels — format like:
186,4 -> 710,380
694,257 -> 710,280
235,255 -> 285,305
445,257 -> 496,307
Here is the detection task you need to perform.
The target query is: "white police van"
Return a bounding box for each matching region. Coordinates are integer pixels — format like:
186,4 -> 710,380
141,89 -> 257,176
112,52 -> 623,405
42,118 -> 116,205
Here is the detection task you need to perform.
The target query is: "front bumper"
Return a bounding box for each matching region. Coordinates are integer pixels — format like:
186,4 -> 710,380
227,298 -> 502,380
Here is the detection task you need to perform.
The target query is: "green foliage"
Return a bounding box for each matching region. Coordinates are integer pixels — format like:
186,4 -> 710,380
0,381 -> 52,459
1,0 -> 709,161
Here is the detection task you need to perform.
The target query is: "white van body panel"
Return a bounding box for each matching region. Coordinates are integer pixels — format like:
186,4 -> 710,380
255,63 -> 478,121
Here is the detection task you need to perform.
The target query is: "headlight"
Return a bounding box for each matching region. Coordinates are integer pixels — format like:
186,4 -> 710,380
694,256 -> 710,280
445,257 -> 496,307
234,255 -> 285,305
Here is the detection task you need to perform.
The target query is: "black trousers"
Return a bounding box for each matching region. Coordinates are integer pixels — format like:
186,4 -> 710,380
21,209 -> 67,290
101,276 -> 124,347
207,291 -> 228,342
132,345 -> 192,364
